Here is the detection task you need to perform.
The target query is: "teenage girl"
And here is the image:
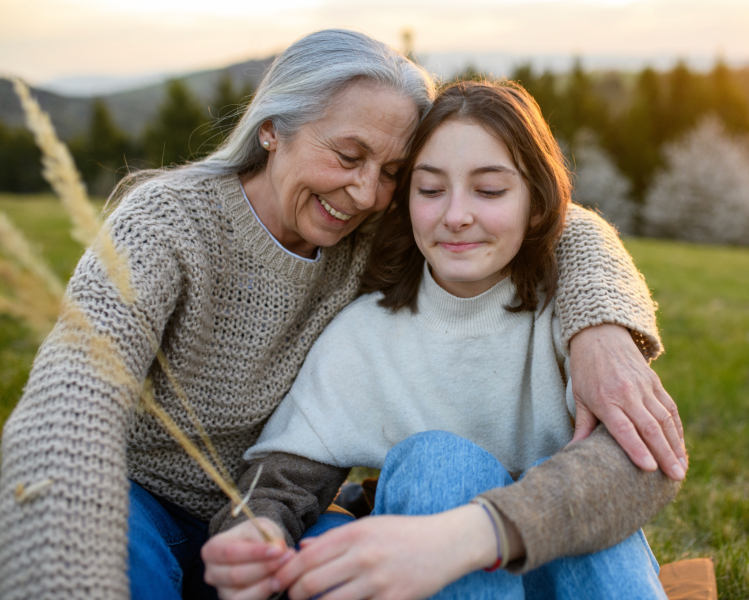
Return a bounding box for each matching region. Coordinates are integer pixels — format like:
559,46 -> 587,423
202,81 -> 678,600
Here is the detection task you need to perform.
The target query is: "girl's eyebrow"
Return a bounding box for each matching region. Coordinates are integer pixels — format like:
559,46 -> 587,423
413,164 -> 517,176
471,165 -> 518,176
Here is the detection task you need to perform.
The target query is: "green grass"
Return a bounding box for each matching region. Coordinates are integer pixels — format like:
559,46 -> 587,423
627,238 -> 749,599
0,194 -> 105,419
1,197 -> 747,597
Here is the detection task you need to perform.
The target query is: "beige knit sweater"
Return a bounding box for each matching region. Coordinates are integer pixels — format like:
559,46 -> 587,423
0,172 -> 661,599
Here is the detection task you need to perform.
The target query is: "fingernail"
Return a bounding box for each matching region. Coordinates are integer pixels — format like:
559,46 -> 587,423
671,463 -> 686,480
679,457 -> 688,471
270,578 -> 281,592
644,456 -> 658,471
278,550 -> 294,565
266,546 -> 283,558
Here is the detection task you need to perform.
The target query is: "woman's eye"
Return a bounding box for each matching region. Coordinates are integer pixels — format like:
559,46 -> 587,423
381,168 -> 399,182
337,152 -> 358,165
478,189 -> 508,198
418,188 -> 442,197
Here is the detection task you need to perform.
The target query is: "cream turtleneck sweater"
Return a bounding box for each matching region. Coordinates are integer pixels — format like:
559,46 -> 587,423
247,265 -> 575,475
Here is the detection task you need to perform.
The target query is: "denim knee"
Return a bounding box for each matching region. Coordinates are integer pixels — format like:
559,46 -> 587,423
374,431 -> 513,516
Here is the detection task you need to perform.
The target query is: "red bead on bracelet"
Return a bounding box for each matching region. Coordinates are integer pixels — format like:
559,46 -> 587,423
484,557 -> 504,572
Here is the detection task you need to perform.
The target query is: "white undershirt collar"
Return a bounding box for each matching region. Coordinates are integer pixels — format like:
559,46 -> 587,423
240,184 -> 321,263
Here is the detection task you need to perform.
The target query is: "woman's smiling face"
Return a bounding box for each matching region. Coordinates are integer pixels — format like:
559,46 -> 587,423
244,82 -> 419,258
409,118 -> 533,298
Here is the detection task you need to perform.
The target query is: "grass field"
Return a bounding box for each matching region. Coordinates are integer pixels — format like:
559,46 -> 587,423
1,194 -> 748,597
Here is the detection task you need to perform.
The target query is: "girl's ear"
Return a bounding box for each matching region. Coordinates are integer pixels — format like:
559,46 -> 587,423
529,209 -> 542,228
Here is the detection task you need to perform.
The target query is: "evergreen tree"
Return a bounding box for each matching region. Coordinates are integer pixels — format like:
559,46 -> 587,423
555,60 -> 608,142
70,99 -> 132,194
709,59 -> 749,133
206,73 -> 254,149
143,80 -> 208,166
662,61 -> 708,141
603,67 -> 665,208
453,65 -> 483,83
511,64 -> 561,136
0,123 -> 47,193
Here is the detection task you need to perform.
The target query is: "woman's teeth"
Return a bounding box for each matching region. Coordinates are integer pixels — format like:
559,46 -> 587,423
318,196 -> 353,221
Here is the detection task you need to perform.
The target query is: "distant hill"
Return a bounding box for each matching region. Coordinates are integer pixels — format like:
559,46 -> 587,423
0,56 -> 274,140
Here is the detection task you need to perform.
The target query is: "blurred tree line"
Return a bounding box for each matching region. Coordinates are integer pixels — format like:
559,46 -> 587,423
2,61 -> 748,242
0,73 -> 253,196
510,59 -> 749,201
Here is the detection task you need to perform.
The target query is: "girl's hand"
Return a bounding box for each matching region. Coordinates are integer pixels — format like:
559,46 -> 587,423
202,517 -> 294,600
269,505 -> 498,600
569,323 -> 687,481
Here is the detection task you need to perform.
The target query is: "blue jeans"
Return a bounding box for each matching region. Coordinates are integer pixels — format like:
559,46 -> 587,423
127,480 -> 219,600
304,431 -> 667,600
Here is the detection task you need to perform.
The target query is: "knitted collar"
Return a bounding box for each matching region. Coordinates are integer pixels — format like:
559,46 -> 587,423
218,175 -> 328,282
415,262 -> 520,336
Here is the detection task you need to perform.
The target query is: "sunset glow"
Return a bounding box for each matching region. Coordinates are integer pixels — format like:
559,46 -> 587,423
1,0 -> 746,85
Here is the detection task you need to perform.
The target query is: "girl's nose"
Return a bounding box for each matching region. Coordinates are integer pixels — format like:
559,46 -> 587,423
442,192 -> 473,231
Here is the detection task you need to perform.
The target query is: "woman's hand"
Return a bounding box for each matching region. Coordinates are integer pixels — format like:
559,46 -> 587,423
202,518 -> 294,600
569,323 -> 687,480
270,506 -> 497,600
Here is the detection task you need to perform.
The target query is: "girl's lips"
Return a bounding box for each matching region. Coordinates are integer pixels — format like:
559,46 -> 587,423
438,242 -> 483,252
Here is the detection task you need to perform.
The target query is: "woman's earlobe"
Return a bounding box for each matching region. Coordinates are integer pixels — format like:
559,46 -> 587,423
258,121 -> 277,150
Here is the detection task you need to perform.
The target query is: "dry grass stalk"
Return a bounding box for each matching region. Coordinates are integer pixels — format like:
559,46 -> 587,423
0,211 -> 65,299
54,299 -> 140,397
232,464 -> 263,518
12,77 -> 135,304
12,78 -> 99,247
155,349 -> 237,489
140,384 -> 274,542
14,479 -> 54,503
12,78 -> 279,545
0,257 -> 60,337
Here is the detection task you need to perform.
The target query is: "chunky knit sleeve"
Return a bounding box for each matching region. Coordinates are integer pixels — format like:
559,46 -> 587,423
0,183 -> 184,600
555,204 -> 661,360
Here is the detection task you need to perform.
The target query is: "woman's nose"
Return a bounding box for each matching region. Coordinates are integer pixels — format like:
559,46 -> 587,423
347,165 -> 379,211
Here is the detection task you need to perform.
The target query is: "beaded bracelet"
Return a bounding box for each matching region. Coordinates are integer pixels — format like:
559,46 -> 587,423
471,497 -> 510,572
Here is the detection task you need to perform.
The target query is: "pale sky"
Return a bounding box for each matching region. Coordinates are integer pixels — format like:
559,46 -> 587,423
1,0 -> 747,85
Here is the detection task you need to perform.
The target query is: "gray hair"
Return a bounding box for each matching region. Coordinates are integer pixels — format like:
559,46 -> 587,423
195,29 -> 436,177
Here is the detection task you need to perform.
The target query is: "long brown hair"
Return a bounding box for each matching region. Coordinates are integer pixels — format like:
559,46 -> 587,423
360,79 -> 571,313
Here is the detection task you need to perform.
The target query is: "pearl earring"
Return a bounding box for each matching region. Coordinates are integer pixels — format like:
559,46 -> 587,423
262,141 -> 270,149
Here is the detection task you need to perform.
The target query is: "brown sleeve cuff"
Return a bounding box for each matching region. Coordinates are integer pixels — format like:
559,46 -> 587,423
209,452 -> 349,546
479,425 -> 682,574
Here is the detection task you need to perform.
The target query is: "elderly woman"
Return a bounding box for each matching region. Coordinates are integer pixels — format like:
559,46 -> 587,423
0,30 -> 683,600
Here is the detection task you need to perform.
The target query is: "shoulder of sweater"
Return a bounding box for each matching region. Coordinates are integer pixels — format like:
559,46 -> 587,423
114,170 -> 228,209
313,291 -> 395,342
107,171 -> 232,231
327,291 -> 387,325
563,203 -> 623,245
